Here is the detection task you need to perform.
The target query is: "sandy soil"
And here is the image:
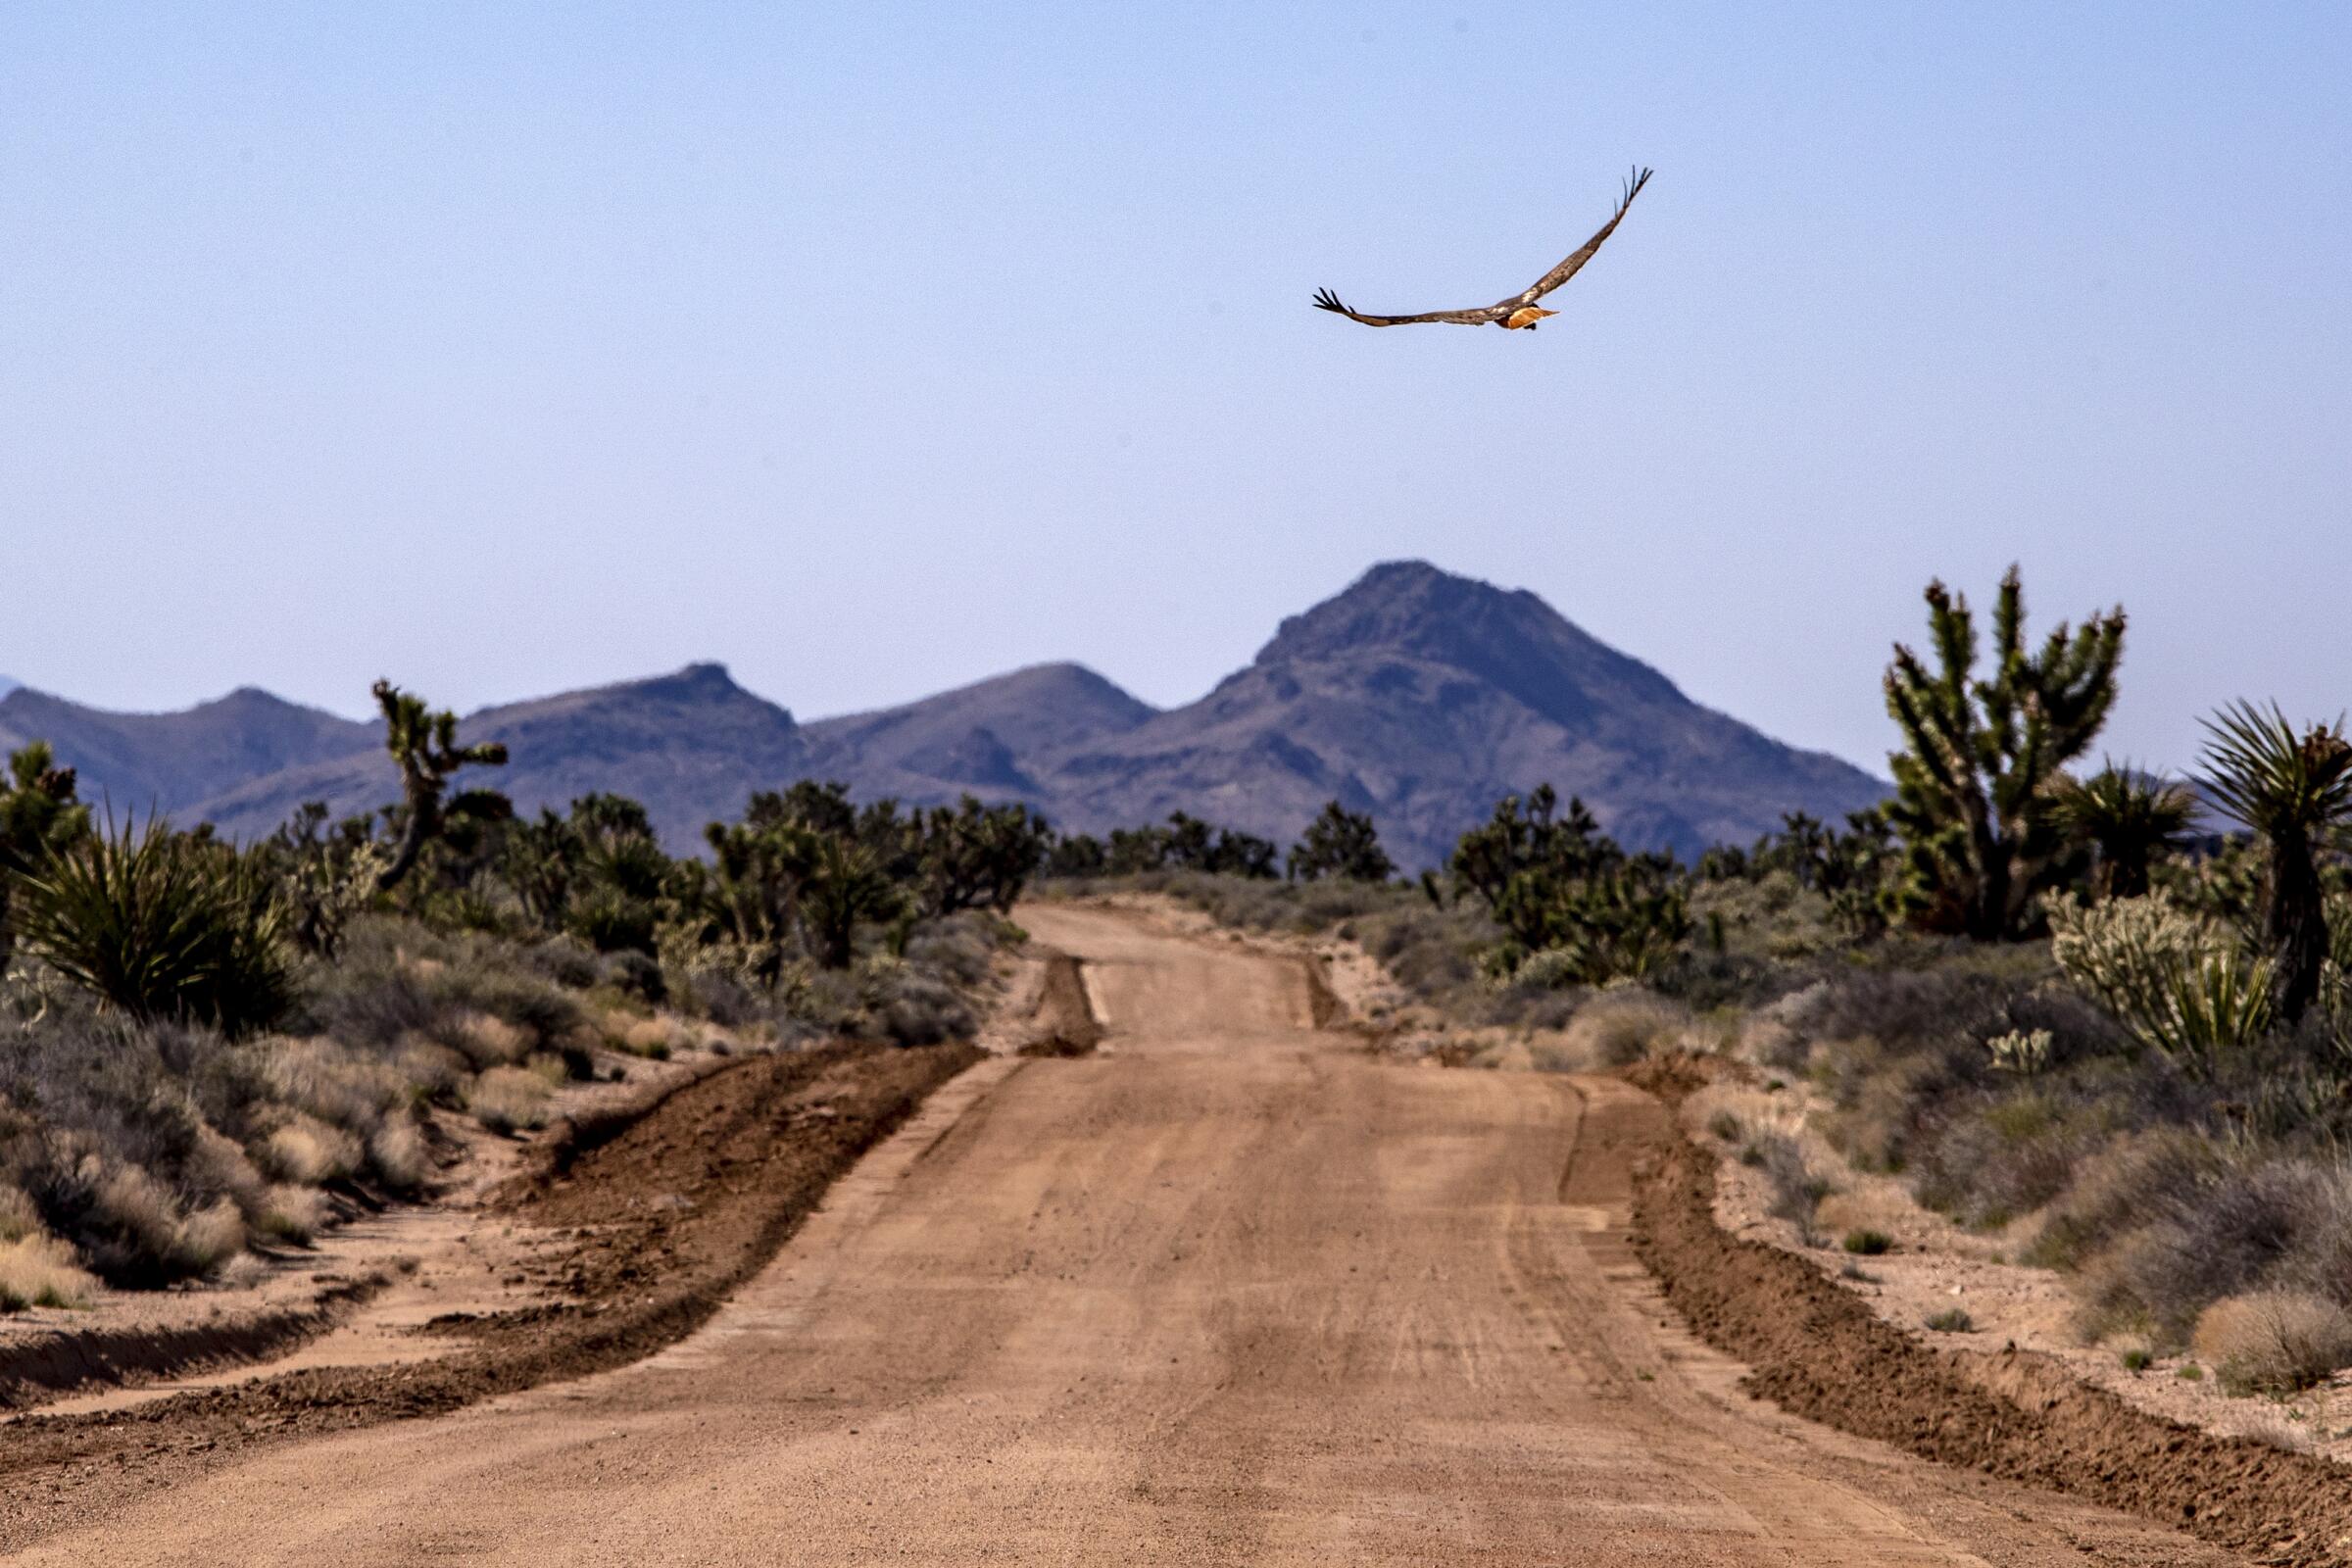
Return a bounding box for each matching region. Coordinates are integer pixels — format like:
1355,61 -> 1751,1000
0,903 -> 2262,1565
1682,1074 -> 2352,1462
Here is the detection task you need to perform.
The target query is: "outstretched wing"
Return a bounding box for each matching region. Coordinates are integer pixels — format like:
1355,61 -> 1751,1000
1311,287 -> 1500,327
1507,166 -> 1652,308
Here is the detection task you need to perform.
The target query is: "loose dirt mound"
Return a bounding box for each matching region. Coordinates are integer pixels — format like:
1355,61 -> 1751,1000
0,1039 -> 979,1553
1628,1064 -> 2352,1566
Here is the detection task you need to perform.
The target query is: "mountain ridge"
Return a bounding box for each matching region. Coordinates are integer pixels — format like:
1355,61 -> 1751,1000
4,563 -> 1887,863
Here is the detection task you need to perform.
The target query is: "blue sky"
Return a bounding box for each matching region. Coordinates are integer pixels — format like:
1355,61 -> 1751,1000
5,2 -> 2347,777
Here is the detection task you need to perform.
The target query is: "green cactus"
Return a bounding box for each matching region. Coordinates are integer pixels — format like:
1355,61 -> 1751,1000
1882,567 -> 2124,939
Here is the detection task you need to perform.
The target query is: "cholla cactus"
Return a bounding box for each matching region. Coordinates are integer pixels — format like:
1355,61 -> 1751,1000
370,680 -> 507,894
1984,1027 -> 2054,1076
2048,893 -> 2273,1076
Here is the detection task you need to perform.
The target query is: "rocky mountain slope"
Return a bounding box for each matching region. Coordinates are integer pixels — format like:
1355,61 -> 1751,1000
188,663 -> 808,851
0,686 -> 373,819
5,564 -> 1886,862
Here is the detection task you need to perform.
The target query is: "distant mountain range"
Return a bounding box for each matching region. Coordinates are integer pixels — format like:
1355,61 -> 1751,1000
0,563 -> 1887,867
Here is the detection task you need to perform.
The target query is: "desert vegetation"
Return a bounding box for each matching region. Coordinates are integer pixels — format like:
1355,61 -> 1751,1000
1056,566 -> 2352,1403
0,685 -> 1039,1302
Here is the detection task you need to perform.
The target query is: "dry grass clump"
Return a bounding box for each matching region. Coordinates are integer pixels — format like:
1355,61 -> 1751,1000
367,1117 -> 433,1191
2192,1292 -> 2352,1395
1557,990 -> 1693,1069
450,1010 -> 530,1070
466,1066 -> 555,1135
605,1009 -> 683,1060
258,1113 -> 362,1185
255,1183 -> 332,1246
0,1230 -> 98,1311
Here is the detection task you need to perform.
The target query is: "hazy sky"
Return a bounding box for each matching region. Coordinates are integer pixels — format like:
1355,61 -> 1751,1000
6,3 -> 2347,778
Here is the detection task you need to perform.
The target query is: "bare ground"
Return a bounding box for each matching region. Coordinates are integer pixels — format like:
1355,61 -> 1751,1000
0,905 -> 2296,1564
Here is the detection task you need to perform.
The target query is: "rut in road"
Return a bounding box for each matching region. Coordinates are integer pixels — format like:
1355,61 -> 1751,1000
19,905 -> 2243,1565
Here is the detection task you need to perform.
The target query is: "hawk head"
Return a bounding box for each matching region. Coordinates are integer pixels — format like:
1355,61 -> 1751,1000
1501,307 -> 1559,330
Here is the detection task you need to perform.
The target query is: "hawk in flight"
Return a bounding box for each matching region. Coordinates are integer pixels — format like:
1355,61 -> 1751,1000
1312,166 -> 1652,330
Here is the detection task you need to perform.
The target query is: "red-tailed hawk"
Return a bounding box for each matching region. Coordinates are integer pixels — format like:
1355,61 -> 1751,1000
1313,166 -> 1652,330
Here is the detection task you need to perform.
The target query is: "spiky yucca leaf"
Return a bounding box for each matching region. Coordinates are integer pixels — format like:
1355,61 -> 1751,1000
2200,703 -> 2352,841
2052,764 -> 2196,899
11,814 -> 294,1036
2199,702 -> 2352,1023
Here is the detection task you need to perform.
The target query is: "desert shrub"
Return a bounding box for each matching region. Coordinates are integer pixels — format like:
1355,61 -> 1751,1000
255,1183 -> 331,1246
600,948 -> 666,1003
1910,1087 -> 2102,1230
1843,1229 -> 1893,1254
12,817 -> 294,1037
2072,1155 -> 2333,1344
1750,1130 -> 1831,1242
257,1113 -> 361,1185
298,918 -> 581,1058
2028,1127 -> 2218,1271
520,934 -> 601,989
1559,990 -> 1690,1069
448,1010 -> 530,1070
902,913 -> 1001,992
1707,1109 -> 1742,1142
368,1116 -> 432,1191
602,1009 -> 690,1060
2193,1291 -> 2352,1394
873,966 -> 975,1048
1925,1307 -> 1977,1333
466,1066 -> 554,1134
0,1229 -> 97,1310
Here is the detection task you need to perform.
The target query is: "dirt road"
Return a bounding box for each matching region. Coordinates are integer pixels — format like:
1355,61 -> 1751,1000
18,906 -> 2238,1565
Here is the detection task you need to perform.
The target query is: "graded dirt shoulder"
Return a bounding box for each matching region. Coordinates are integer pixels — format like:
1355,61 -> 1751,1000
1628,1056 -> 2352,1566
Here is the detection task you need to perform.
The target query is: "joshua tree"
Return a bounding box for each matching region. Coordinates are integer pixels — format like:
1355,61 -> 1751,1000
1448,785 -> 1614,911
371,680 -> 508,894
1287,801 -> 1395,883
2199,702 -> 2352,1024
1882,567 -> 2125,939
802,833 -> 903,969
0,742 -> 90,975
2051,764 -> 2196,901
917,797 -> 1053,916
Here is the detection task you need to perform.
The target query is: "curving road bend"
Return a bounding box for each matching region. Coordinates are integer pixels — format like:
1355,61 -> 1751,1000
19,904 -> 2234,1565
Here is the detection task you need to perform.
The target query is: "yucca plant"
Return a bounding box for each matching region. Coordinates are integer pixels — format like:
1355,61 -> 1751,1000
11,814 -> 294,1036
2052,763 -> 2197,900
2199,702 -> 2352,1023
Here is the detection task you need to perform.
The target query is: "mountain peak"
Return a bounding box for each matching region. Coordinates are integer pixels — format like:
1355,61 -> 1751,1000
1253,560 -> 1684,721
